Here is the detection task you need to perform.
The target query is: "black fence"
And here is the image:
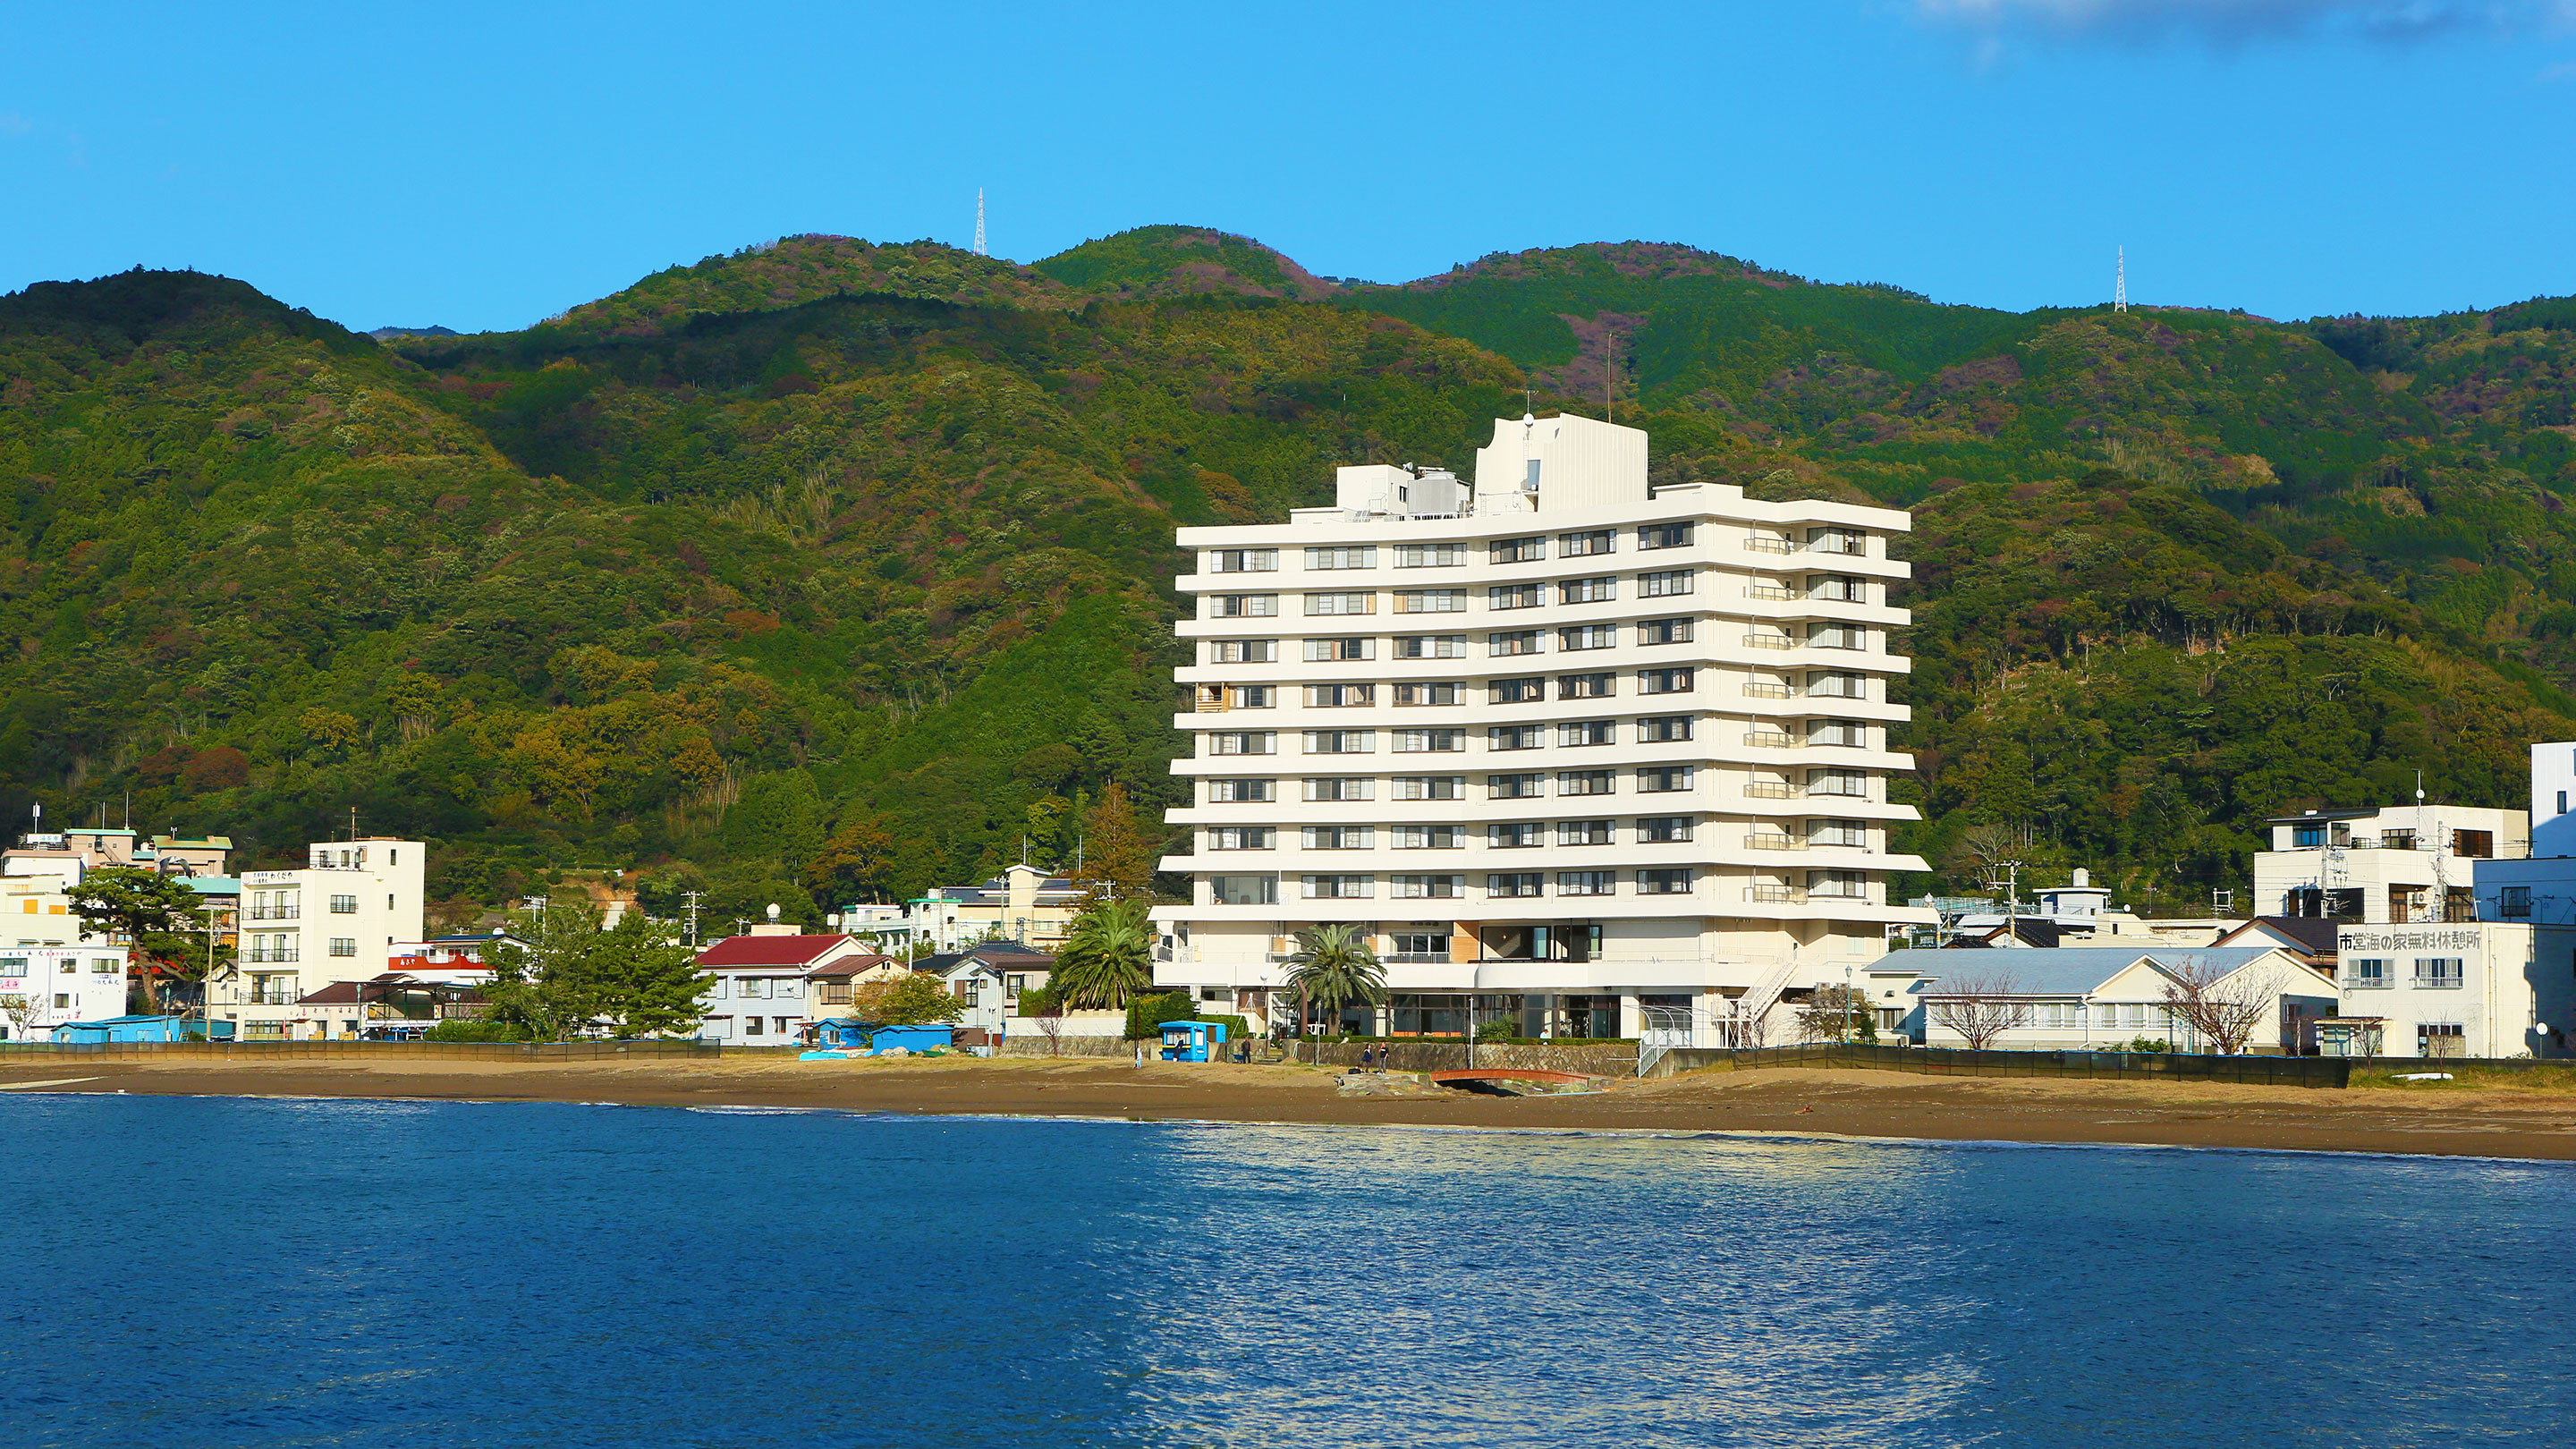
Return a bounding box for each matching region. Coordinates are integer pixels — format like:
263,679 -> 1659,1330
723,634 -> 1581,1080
0,1039 -> 721,1062
1649,1042 -> 2351,1089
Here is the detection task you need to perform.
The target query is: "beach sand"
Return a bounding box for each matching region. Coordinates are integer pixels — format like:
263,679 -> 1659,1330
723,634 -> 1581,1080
10,1055 -> 2576,1159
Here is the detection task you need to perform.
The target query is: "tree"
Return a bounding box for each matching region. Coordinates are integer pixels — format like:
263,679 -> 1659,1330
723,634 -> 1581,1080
478,902 -> 708,1040
1049,897 -> 1155,1008
2159,955 -> 2279,1055
1925,971 -> 2031,1050
0,993 -> 45,1040
848,971 -> 965,1026
805,814 -> 899,902
66,867 -> 214,1013
1074,781 -> 1156,896
1020,984 -> 1066,1057
1797,984 -> 1880,1045
1282,924 -> 1387,1037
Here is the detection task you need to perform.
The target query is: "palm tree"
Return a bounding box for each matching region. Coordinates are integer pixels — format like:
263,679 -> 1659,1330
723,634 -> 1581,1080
1049,897 -> 1156,1010
1283,925 -> 1387,1037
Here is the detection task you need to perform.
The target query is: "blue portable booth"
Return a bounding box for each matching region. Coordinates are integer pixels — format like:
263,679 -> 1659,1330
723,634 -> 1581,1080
1159,1020 -> 1229,1063
810,1020 -> 954,1055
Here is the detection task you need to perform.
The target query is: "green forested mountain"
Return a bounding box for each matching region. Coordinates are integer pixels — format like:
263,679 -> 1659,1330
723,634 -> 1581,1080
4,229 -> 2573,922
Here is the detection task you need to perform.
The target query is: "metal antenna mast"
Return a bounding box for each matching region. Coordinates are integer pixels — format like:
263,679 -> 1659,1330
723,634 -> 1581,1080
974,189 -> 987,257
2114,246 -> 2127,313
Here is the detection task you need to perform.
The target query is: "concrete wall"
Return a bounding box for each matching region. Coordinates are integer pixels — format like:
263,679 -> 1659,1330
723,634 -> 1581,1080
1297,1039 -> 1639,1077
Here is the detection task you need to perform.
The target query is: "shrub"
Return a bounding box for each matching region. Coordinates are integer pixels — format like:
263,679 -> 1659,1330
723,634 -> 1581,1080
424,1018 -> 533,1042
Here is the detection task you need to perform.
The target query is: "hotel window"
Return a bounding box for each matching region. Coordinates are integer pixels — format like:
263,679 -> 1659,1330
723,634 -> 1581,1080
1488,724 -> 1546,751
1809,623 -> 1862,650
1639,617 -> 1692,645
1211,639 -> 1277,664
1208,732 -> 1277,756
1558,818 -> 1614,845
1638,715 -> 1692,742
1560,623 -> 1616,651
1489,631 -> 1541,657
1208,548 -> 1278,572
1207,779 -> 1274,802
1639,816 -> 1694,843
329,938 -> 356,957
2348,957 -> 2394,987
1305,683 -> 1376,708
1488,775 -> 1546,801
1640,668 -> 1695,695
1637,869 -> 1694,895
1301,875 -> 1375,899
1227,685 -> 1275,708
1490,536 -> 1546,564
1557,870 -> 1614,896
1393,729 -> 1466,753
1639,765 -> 1694,793
1304,730 -> 1375,755
1302,826 -> 1376,850
1396,825 -> 1467,849
1208,876 -> 1279,906
1394,634 -> 1469,658
1638,521 -> 1694,550
1560,576 -> 1617,605
1396,589 -> 1467,614
1810,818 -> 1867,848
1208,827 -> 1275,851
1393,875 -> 1467,899
1306,546 -> 1377,570
1807,670 -> 1865,699
2502,886 -> 2533,919
1809,528 -> 1866,555
1394,682 -> 1462,707
1490,678 -> 1546,704
1305,638 -> 1376,661
1560,721 -> 1614,748
1303,778 -> 1375,801
2412,957 -> 2464,988
1557,770 -> 1614,797
1640,569 -> 1693,597
1306,591 -> 1375,616
1809,870 -> 1866,899
1210,594 -> 1278,618
1489,583 -> 1544,611
1809,769 -> 1867,797
1559,529 -> 1614,557
1388,932 -> 1452,958
1487,873 -> 1546,898
1811,574 -> 1866,603
1395,776 -> 1467,801
1394,543 -> 1465,568
1810,718 -> 1867,748
329,894 -> 357,914
1558,673 -> 1615,700
2453,829 -> 2495,859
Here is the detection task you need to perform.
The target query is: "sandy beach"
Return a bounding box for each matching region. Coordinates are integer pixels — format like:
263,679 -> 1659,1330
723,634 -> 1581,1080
8,1055 -> 2576,1159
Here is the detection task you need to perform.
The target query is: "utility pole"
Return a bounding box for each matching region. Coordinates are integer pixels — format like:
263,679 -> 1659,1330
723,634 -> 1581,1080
973,189 -> 987,258
682,891 -> 703,950
2114,247 -> 2127,313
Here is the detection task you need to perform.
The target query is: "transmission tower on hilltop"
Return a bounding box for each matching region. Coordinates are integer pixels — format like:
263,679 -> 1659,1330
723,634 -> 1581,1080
2114,246 -> 2127,313
974,189 -> 987,257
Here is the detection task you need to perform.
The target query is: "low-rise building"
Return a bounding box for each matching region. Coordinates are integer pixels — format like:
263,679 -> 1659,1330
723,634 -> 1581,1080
0,946 -> 133,1040
1916,946 -> 2332,1054
692,931 -> 885,1044
905,865 -> 1089,954
2257,804 -> 2526,925
2324,922 -> 2576,1058
208,836 -> 425,1040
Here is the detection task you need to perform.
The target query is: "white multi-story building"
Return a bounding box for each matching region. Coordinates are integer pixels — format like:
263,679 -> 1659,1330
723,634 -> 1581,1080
2255,804 -> 2527,926
1148,413 -> 1935,1043
0,947 -> 134,1040
208,837 -> 425,1040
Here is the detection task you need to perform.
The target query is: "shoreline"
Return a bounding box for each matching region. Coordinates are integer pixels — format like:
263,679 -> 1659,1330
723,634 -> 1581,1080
10,1056 -> 2576,1160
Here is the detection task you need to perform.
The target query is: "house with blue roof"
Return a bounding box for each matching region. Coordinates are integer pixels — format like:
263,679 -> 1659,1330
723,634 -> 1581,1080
1917,946 -> 2337,1054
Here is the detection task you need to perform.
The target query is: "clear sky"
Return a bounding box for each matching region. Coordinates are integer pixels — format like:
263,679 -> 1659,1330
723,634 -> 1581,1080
5,0 -> 2572,332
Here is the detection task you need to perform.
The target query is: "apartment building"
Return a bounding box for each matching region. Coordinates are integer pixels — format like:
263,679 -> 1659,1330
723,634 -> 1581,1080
208,837 -> 425,1040
1148,412 -> 1935,1044
0,947 -> 134,1040
2255,804 -> 2527,925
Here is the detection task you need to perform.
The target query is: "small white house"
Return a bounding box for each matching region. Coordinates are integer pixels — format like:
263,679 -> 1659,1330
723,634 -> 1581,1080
2325,922 -> 2576,1058
0,947 -> 133,1040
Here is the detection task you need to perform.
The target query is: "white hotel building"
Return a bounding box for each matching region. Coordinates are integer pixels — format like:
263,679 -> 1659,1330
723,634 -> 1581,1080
1148,414 -> 1934,1043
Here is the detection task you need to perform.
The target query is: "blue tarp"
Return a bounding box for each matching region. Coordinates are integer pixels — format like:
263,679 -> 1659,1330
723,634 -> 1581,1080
55,1015 -> 191,1044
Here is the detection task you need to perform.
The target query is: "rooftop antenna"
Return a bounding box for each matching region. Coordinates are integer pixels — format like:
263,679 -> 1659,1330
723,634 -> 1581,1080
973,189 -> 987,258
2114,246 -> 2127,313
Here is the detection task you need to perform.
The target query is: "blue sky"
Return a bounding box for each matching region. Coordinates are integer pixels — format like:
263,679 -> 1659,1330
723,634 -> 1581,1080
4,0 -> 2572,332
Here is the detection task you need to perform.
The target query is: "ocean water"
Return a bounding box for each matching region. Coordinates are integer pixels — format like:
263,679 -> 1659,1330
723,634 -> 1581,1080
3,1095 -> 2572,1448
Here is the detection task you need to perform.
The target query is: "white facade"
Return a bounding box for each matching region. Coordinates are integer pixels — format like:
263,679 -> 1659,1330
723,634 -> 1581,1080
208,837 -> 426,1040
0,946 -> 133,1040
2254,804 -> 2526,926
2328,923 -> 2576,1059
1148,413 -> 1935,1043
1915,947 -> 2334,1054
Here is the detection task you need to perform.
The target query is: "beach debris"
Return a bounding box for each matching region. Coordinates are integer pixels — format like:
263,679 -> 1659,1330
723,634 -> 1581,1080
2392,1072 -> 2454,1082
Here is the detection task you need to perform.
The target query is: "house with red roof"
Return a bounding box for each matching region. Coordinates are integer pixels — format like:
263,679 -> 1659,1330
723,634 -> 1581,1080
693,931 -> 896,1045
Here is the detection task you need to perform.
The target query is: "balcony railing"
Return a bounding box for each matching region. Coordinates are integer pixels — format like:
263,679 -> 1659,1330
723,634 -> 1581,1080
1741,682 -> 1792,699
244,951 -> 301,964
1743,782 -> 1793,799
1744,886 -> 1808,904
1742,731 -> 1797,749
1743,584 -> 1794,600
1744,835 -> 1803,852
247,906 -> 301,920
1741,634 -> 1796,650
247,989 -> 299,1005
1742,537 -> 1795,555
